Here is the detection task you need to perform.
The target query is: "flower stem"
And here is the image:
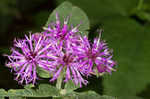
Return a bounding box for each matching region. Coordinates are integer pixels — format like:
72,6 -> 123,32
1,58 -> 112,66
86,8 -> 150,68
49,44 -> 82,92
56,73 -> 63,89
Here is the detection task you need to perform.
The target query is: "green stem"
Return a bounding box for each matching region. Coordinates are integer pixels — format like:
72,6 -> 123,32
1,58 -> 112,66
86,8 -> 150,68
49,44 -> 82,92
56,73 -> 63,89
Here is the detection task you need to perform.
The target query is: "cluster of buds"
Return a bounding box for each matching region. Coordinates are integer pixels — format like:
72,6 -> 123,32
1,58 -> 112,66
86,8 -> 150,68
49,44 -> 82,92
5,13 -> 116,87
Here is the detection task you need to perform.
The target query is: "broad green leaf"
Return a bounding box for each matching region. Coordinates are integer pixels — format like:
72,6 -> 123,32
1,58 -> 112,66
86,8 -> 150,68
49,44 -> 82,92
8,84 -> 59,97
0,97 -> 4,99
24,84 -> 35,89
37,67 -> 51,78
9,96 -> 26,99
45,1 -> 90,36
56,0 -> 138,25
0,89 -> 7,97
100,16 -> 150,98
0,89 -> 7,99
76,91 -> 115,99
37,84 -> 59,97
63,80 -> 80,94
27,98 -> 52,99
54,91 -> 115,99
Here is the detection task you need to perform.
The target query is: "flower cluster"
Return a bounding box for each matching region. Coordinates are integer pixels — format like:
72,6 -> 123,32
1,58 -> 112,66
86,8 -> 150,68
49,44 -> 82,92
5,13 -> 116,87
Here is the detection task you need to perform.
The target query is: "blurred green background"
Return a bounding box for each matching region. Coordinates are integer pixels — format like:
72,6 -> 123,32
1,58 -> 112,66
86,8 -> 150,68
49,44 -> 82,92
0,0 -> 150,99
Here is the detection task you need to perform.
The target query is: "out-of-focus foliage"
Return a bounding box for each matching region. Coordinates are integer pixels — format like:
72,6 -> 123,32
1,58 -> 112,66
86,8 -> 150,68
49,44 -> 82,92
0,0 -> 17,15
0,0 -> 150,99
131,0 -> 150,22
0,0 -> 17,35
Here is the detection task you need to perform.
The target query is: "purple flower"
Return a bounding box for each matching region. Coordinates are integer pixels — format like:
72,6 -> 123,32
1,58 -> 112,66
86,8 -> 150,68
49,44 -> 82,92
4,11 -> 117,88
43,13 -> 80,45
46,41 -> 88,87
5,33 -> 54,84
73,32 -> 116,76
42,13 -> 88,87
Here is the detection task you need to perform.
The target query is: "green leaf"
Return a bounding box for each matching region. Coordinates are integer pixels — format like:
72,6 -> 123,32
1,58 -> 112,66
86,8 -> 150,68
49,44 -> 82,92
45,1 -> 90,36
100,16 -> 150,98
24,84 -> 35,89
56,0 -> 138,25
77,91 -> 115,99
0,97 -> 5,99
7,84 -> 59,97
74,91 -> 115,99
9,96 -> 26,99
63,80 -> 80,95
0,89 -> 7,97
0,89 -> 7,99
54,91 -> 115,99
37,67 -> 51,78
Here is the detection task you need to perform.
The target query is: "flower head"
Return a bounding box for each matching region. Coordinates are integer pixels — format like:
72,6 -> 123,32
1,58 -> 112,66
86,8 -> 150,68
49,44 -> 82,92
74,31 -> 116,76
43,13 -> 80,44
4,12 -> 117,88
46,41 -> 88,87
5,33 -> 54,84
